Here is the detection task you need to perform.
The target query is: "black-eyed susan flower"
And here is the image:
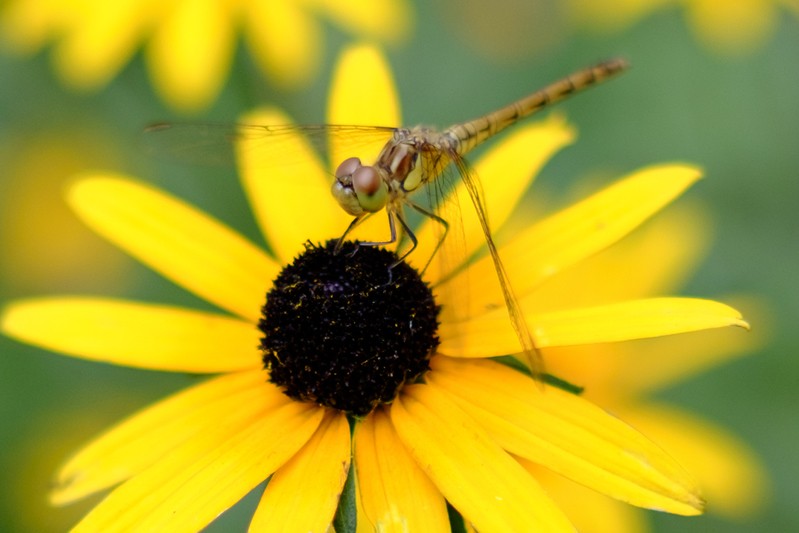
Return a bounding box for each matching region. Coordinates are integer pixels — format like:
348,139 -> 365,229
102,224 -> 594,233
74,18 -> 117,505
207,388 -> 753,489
570,0 -> 797,55
2,43 -> 749,531
0,0 -> 412,113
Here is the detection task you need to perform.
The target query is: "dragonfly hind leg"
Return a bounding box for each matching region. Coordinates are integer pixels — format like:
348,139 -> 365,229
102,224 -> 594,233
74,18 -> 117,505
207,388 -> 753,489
336,205 -> 448,281
404,200 -> 449,275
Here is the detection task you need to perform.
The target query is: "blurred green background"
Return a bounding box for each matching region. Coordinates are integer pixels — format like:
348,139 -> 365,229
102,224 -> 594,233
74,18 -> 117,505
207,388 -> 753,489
1,0 -> 797,531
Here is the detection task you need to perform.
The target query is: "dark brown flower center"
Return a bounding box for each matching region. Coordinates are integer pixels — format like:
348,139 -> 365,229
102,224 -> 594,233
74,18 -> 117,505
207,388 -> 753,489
259,240 -> 440,416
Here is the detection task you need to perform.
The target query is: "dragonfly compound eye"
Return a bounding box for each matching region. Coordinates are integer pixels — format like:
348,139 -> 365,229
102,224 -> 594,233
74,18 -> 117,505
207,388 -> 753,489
352,166 -> 388,212
335,156 -> 362,182
331,156 -> 367,216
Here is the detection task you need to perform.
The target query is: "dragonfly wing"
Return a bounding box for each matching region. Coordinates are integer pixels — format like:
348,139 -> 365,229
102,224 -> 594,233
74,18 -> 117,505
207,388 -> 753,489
143,122 -> 243,165
144,119 -> 397,261
440,150 -> 545,378
144,121 -> 397,172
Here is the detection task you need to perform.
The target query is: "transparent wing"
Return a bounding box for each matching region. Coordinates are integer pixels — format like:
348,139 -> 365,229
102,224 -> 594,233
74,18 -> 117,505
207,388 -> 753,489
450,152 -> 545,378
144,120 -> 399,262
400,144 -> 545,378
143,122 -> 397,172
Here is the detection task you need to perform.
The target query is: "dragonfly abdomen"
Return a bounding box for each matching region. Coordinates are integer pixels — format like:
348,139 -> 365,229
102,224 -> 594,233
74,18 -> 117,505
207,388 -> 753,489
446,58 -> 629,156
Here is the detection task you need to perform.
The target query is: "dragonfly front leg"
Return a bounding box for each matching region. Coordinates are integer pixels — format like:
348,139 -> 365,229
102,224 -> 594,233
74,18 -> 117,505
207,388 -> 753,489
334,213 -> 371,255
345,209 -> 405,285
336,209 -> 400,259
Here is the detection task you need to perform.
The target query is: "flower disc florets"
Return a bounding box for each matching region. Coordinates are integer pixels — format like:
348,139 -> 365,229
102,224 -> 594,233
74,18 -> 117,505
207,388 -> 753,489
259,240 -> 440,416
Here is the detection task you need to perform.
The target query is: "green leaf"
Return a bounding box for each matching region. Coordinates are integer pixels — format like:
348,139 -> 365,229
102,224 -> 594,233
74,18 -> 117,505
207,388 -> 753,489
333,420 -> 358,533
493,355 -> 584,395
446,502 -> 467,533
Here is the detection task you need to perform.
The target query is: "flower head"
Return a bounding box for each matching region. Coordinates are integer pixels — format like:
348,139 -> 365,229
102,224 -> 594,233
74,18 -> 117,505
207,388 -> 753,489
1,44 -> 749,531
0,0 -> 412,113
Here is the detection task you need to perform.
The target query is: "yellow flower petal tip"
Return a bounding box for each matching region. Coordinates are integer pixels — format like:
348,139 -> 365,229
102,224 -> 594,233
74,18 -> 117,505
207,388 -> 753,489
0,300 -> 38,343
64,173 -> 129,206
665,495 -> 705,516
713,301 -> 750,331
0,303 -> 23,338
655,162 -> 703,183
328,42 -> 401,128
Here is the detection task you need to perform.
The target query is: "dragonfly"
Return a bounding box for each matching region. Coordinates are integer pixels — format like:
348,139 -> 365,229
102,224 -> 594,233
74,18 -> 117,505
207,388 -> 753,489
148,58 -> 629,377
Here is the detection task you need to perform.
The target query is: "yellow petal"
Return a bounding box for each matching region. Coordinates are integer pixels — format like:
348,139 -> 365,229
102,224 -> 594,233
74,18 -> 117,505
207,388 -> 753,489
412,115 -> 577,279
54,0 -> 157,89
67,174 -> 278,322
688,0 -> 776,55
236,107 -> 352,263
391,384 -> 574,532
526,205 -> 711,312
354,408 -> 450,532
146,0 -> 234,112
71,389 -> 324,531
52,371 -> 278,504
522,462 -> 648,533
244,0 -> 321,87
0,0 -> 68,53
429,356 -> 704,515
621,403 -> 769,518
322,43 -> 404,246
308,0 -> 413,44
250,410 -> 350,532
437,308 -> 517,357
438,297 -> 748,357
530,297 -> 749,348
448,164 -> 703,317
327,43 -> 401,167
1,297 -> 260,372
597,303 -> 766,396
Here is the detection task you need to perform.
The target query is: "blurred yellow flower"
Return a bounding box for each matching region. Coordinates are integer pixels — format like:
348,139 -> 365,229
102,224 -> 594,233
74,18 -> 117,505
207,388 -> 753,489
1,44 -> 751,530
0,0 -> 412,113
570,0 -> 797,55
0,131 -> 133,296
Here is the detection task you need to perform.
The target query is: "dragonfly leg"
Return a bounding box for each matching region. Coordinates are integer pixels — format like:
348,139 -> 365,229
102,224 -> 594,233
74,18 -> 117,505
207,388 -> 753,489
405,200 -> 449,275
338,209 -> 402,270
353,210 -> 404,285
354,209 -> 400,250
390,211 -> 417,268
334,213 -> 371,255
379,211 -> 418,285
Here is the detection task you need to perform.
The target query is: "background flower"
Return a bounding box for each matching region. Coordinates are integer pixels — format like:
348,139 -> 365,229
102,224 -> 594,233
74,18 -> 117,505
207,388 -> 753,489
425,0 -> 799,62
0,0 -> 412,113
0,130 -> 134,297
569,0 -> 798,55
2,1 -> 797,531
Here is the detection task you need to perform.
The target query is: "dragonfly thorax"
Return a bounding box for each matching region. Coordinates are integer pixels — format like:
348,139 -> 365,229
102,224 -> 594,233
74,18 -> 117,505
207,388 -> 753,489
377,137 -> 423,193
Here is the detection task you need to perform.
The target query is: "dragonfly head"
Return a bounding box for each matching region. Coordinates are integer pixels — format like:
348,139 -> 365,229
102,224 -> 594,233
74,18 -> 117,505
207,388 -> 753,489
332,156 -> 389,215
